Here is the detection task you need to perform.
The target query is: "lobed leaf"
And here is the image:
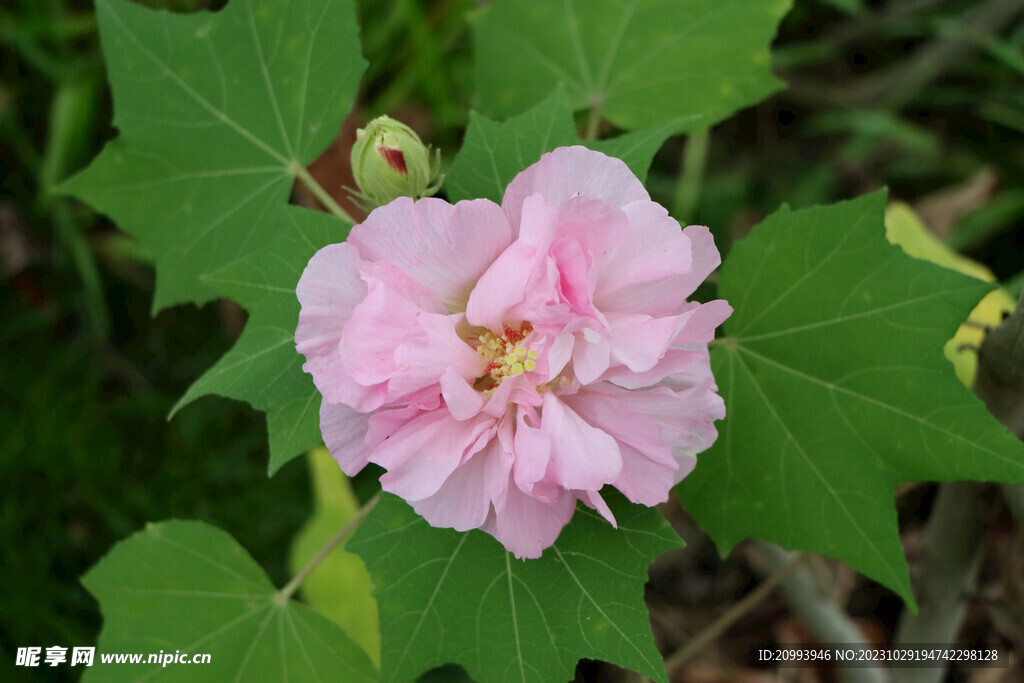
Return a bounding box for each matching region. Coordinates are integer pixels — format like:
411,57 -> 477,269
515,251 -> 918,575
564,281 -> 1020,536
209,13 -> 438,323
675,190 -> 1024,603
61,0 -> 364,310
172,207 -> 350,473
349,493 -> 681,683
471,0 -> 791,130
446,85 -> 697,204
82,520 -> 378,682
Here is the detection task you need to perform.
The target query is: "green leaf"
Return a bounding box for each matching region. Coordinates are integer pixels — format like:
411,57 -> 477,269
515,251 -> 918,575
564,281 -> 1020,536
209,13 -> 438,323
349,493 -> 681,683
289,447 -> 380,664
446,85 -> 696,203
82,520 -> 378,682
172,207 -> 350,473
471,0 -> 791,130
61,0 -> 364,310
675,190 -> 1024,604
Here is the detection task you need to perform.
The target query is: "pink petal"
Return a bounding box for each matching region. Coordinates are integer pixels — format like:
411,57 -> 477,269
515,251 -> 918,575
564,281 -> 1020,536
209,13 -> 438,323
545,332 -> 574,379
482,374 -> 542,417
615,442 -> 680,505
563,386 -> 679,505
296,244 -> 384,409
412,437 -> 513,532
540,391 -> 622,491
339,262 -> 442,387
349,197 -> 512,313
463,241 -> 535,332
580,490 -> 617,527
571,330 -> 610,385
377,410 -> 496,501
512,248 -> 572,331
366,404 -> 422,447
669,299 -> 733,345
675,225 -> 723,301
502,147 -> 648,232
550,235 -> 597,319
387,312 -> 486,401
604,347 -> 708,390
601,300 -> 730,389
580,382 -> 722,484
606,313 -> 678,374
511,407 -> 552,498
658,384 -> 724,478
440,366 -> 485,420
320,400 -> 372,476
591,201 -> 694,316
517,193 -> 559,248
487,479 -> 577,559
465,194 -> 556,331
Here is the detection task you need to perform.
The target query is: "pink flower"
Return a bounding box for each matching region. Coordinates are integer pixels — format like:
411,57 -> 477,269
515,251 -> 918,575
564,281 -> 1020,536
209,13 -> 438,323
296,146 -> 731,558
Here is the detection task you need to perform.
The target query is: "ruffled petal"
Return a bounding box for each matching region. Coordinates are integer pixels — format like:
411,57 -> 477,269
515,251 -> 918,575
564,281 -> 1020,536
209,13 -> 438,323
606,313 -> 678,374
366,404 -> 424,447
376,410 -> 496,502
319,400 -> 372,476
412,436 -> 513,532
669,299 -> 733,345
340,262 -> 440,387
349,197 -> 512,313
580,489 -> 617,527
540,391 -> 622,491
482,373 -> 542,417
591,201 -> 694,316
440,366 -> 485,420
580,382 -> 722,483
545,332 -> 574,379
511,407 -> 553,498
466,194 -> 556,331
549,234 -> 597,320
296,244 -> 384,409
675,225 -> 723,302
502,147 -> 648,232
486,479 -> 577,559
571,330 -> 610,385
601,301 -> 731,389
604,347 -> 708,390
563,385 -> 679,505
388,313 -> 486,400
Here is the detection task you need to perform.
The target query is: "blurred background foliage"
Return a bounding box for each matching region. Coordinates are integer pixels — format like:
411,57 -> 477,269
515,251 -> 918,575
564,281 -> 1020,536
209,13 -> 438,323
1,0 -> 1022,679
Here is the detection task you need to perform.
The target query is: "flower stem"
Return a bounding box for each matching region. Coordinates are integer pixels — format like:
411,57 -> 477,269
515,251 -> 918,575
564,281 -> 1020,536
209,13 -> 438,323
294,164 -> 356,223
276,492 -> 380,603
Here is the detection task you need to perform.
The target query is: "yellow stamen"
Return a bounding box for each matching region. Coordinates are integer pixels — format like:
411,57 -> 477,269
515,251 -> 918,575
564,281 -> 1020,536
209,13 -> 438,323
474,325 -> 538,391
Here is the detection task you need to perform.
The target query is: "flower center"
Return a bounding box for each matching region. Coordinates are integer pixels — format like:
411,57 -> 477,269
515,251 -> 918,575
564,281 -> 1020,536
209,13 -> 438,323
474,324 -> 537,390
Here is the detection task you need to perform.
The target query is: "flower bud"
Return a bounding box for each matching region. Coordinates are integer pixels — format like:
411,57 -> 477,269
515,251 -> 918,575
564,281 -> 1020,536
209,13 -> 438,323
350,115 -> 441,209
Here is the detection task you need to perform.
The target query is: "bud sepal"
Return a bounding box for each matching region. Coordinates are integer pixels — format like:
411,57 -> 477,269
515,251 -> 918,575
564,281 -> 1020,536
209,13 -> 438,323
349,115 -> 442,210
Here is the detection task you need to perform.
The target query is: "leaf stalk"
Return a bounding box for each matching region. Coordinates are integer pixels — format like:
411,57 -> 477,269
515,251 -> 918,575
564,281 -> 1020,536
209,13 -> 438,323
294,165 -> 356,224
277,492 -> 380,603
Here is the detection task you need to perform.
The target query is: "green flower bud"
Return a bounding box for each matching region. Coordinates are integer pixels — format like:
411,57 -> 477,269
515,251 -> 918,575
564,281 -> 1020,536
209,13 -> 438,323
350,115 -> 441,209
